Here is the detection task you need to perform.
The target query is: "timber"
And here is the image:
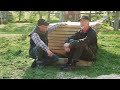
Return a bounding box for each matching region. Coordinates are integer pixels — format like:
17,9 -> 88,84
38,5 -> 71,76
53,58 -> 93,67
48,22 -> 101,57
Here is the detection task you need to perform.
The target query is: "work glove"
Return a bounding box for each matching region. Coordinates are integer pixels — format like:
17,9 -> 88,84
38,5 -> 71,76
69,39 -> 79,46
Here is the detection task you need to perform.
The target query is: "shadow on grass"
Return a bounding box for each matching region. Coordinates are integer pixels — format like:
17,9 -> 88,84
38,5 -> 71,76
22,66 -> 62,79
22,47 -> 120,79
73,47 -> 120,78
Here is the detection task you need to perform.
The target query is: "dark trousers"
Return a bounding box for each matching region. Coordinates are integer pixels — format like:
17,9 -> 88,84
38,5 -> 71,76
29,46 -> 59,65
66,43 -> 95,64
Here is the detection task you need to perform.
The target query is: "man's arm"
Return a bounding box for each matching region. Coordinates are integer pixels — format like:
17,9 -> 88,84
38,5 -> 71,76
65,31 -> 79,43
70,31 -> 97,46
79,31 -> 97,44
47,23 -> 67,33
31,33 -> 49,52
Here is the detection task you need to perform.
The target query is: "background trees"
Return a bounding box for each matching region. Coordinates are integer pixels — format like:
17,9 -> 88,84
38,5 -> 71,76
0,11 -> 120,31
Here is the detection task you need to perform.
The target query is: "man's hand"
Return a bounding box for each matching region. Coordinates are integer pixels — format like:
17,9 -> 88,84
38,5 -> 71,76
69,39 -> 79,46
59,23 -> 67,26
47,50 -> 54,57
64,43 -> 70,52
64,43 -> 70,48
55,23 -> 67,29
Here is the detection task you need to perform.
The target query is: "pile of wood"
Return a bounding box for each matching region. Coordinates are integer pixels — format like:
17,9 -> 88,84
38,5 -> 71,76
48,22 -> 101,57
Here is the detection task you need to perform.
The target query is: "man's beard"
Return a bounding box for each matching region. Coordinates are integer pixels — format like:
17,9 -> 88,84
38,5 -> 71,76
80,26 -> 84,29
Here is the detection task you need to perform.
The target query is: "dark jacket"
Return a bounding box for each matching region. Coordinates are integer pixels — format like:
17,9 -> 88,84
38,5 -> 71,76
29,26 -> 48,51
65,27 -> 98,55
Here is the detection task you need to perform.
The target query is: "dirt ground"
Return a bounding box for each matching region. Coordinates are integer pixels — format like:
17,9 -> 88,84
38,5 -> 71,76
71,74 -> 120,79
93,74 -> 120,79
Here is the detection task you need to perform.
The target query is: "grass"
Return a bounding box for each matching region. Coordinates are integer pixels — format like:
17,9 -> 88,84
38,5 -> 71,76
0,23 -> 120,79
0,23 -> 35,34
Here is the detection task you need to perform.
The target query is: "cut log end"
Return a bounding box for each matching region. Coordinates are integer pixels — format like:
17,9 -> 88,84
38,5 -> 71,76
53,58 -> 92,67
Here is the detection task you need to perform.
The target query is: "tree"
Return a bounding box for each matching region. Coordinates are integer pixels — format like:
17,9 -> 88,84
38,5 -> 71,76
14,11 -> 24,22
47,11 -> 51,22
0,11 -> 13,24
38,11 -> 42,19
89,11 -> 91,21
18,11 -> 22,22
114,11 -> 120,31
0,11 -> 3,24
29,11 -> 38,23
106,11 -> 111,25
59,11 -> 64,22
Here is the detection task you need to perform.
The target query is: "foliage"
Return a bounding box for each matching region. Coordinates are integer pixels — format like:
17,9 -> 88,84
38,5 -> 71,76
99,23 -> 114,32
10,11 -> 59,23
91,14 -> 102,21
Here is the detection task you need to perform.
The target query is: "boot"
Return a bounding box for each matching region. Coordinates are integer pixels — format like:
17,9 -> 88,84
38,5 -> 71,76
60,62 -> 76,71
31,60 -> 45,68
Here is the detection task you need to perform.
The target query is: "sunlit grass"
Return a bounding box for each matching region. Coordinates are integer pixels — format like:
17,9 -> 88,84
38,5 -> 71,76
0,23 -> 120,79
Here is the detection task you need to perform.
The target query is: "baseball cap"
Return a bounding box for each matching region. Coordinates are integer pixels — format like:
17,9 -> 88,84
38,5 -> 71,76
78,15 -> 89,21
37,19 -> 49,26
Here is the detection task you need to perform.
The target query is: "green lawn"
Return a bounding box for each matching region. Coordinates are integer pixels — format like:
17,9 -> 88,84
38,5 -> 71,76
0,23 -> 35,34
0,23 -> 120,79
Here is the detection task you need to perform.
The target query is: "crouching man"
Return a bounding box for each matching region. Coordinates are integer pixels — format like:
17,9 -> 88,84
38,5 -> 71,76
61,16 -> 98,71
29,19 -> 66,68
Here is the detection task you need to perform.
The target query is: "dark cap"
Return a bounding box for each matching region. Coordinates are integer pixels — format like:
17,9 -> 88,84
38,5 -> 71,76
78,15 -> 89,21
37,19 -> 49,26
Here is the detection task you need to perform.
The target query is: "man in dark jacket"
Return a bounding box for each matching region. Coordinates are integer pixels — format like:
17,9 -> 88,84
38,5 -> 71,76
61,16 -> 98,71
29,19 -> 66,68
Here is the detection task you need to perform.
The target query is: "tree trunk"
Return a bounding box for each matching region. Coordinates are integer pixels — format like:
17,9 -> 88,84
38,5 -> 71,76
114,11 -> 120,31
47,11 -> 51,22
107,11 -> 111,26
59,11 -> 64,22
89,11 -> 91,21
38,11 -> 42,19
0,11 -> 3,24
18,11 -> 22,22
